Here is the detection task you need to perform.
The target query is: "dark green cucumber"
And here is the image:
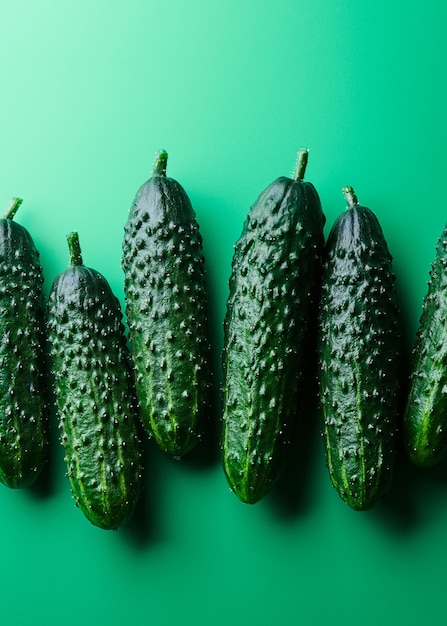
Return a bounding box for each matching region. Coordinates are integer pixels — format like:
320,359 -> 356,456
0,198 -> 48,488
404,223 -> 447,466
318,187 -> 401,510
222,150 -> 325,504
122,149 -> 211,457
47,232 -> 142,530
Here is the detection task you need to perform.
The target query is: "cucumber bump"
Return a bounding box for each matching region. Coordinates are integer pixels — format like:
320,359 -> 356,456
122,149 -> 211,457
47,232 -> 142,529
404,221 -> 447,467
318,186 -> 402,510
0,197 -> 48,489
222,149 -> 325,504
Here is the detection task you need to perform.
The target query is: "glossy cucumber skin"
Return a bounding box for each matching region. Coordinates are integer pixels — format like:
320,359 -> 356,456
222,176 -> 325,504
0,218 -> 48,488
47,264 -> 142,530
122,166 -> 211,457
319,205 -> 401,510
404,223 -> 447,467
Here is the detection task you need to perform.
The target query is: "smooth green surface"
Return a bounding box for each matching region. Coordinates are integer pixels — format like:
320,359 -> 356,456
0,1 -> 447,624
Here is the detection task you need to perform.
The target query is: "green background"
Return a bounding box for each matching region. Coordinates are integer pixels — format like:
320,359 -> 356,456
0,1 -> 446,624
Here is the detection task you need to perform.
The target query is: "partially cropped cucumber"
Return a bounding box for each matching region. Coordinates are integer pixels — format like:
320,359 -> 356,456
404,222 -> 447,466
318,187 -> 401,510
47,232 -> 142,530
222,149 -> 326,504
122,149 -> 211,457
0,198 -> 48,488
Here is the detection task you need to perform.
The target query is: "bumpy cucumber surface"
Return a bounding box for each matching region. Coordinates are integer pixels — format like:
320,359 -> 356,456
47,233 -> 142,530
0,198 -> 48,488
404,223 -> 447,467
318,187 -> 401,510
222,150 -> 325,504
122,149 -> 211,457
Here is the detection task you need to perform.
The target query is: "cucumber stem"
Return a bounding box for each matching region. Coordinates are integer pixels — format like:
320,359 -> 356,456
153,149 -> 168,177
67,231 -> 83,266
293,149 -> 309,182
342,186 -> 359,209
3,197 -> 23,220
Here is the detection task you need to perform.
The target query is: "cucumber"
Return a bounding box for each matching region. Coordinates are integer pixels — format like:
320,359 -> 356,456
318,187 -> 401,510
47,232 -> 142,530
221,149 -> 325,504
404,222 -> 447,466
0,198 -> 48,488
122,149 -> 211,457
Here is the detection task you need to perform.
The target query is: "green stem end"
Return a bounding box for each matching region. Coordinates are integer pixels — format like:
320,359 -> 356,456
67,231 -> 83,267
3,197 -> 23,220
293,148 -> 309,182
153,149 -> 168,177
342,186 -> 359,209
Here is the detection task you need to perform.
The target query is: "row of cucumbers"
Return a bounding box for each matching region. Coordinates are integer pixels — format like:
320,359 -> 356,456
0,148 -> 442,529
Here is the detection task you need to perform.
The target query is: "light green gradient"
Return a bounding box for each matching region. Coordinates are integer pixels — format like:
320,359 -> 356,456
0,1 -> 446,624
